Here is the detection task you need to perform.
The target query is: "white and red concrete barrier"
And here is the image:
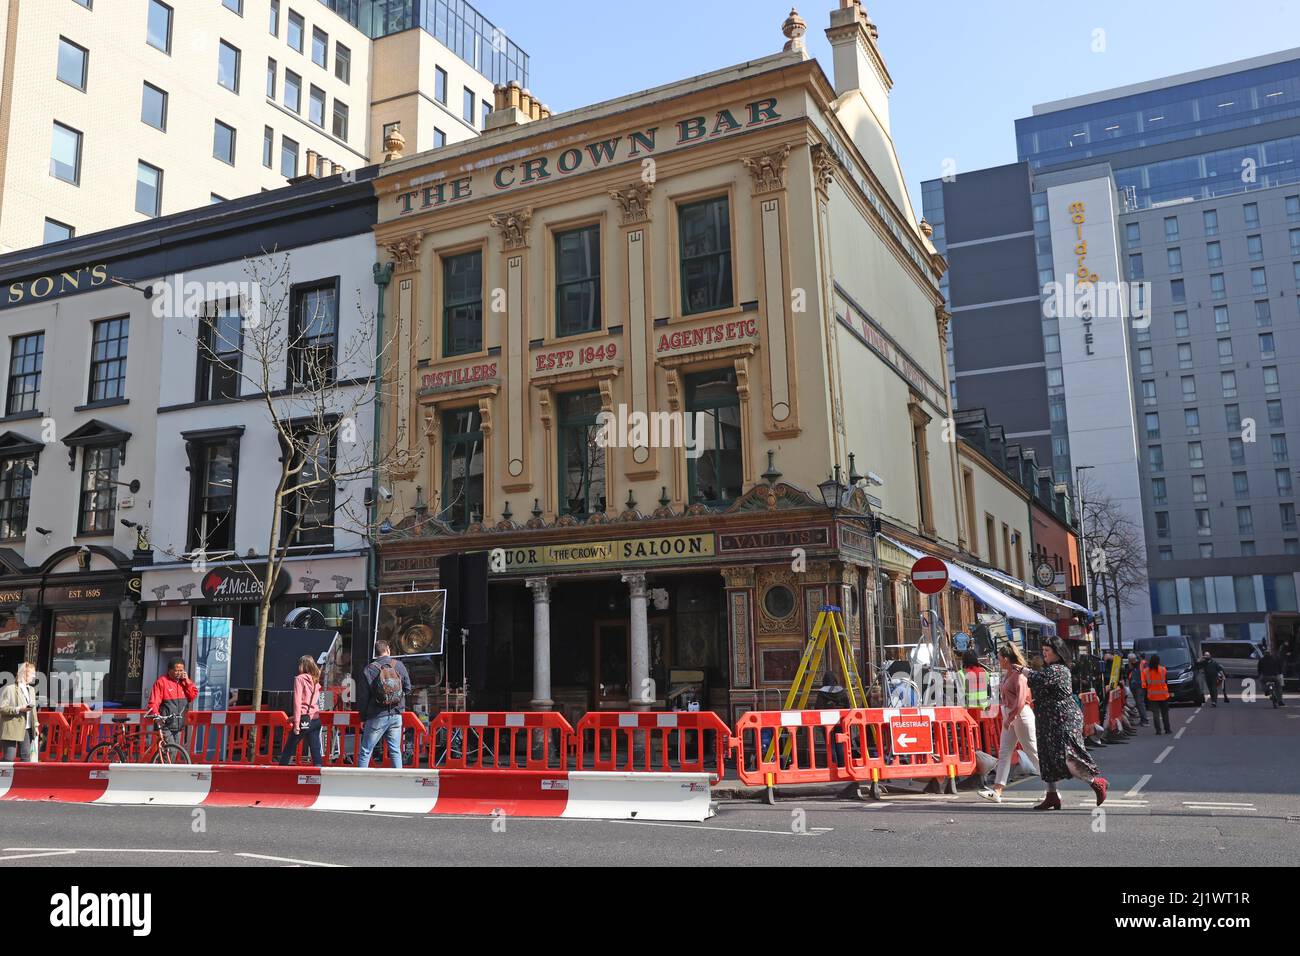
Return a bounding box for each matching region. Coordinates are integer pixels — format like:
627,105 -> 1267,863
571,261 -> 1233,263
0,763 -> 715,822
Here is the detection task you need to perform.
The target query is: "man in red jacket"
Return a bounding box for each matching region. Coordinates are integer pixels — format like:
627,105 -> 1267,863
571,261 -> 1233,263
147,659 -> 198,745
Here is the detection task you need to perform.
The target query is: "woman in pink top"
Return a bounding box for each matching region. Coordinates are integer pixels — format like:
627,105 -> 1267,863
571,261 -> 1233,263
277,656 -> 323,766
979,643 -> 1040,803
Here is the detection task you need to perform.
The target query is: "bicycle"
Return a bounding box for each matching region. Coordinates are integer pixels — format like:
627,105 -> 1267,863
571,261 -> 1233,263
1265,677 -> 1285,709
85,714 -> 191,764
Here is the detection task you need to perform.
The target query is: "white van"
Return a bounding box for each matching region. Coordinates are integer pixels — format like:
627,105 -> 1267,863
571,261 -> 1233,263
1199,640 -> 1264,678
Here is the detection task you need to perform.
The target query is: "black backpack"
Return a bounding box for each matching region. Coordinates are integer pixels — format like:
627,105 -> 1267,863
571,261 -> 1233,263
372,660 -> 403,709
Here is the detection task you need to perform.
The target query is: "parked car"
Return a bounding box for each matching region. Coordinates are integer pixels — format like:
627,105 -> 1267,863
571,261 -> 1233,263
1132,635 -> 1204,705
1198,640 -> 1263,679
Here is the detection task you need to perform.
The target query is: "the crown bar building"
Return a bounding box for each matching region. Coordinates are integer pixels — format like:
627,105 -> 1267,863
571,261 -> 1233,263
368,3 -> 977,724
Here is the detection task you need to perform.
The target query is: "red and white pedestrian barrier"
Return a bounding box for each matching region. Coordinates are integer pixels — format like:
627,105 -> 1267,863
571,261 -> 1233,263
0,763 -> 715,821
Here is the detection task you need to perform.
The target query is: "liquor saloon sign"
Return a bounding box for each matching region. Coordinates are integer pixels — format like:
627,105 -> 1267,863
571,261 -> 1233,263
200,566 -> 290,604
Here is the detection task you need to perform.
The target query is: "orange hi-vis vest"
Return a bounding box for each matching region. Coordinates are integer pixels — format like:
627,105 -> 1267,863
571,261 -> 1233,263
1145,665 -> 1170,702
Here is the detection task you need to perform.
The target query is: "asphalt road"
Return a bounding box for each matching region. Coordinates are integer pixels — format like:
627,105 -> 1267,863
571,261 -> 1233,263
2,681 -> 1296,867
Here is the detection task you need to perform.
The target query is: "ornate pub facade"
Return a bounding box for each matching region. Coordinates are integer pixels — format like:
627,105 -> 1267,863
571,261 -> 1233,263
370,3 -> 962,724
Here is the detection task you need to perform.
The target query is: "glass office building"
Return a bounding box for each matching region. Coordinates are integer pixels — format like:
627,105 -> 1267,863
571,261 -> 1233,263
320,0 -> 529,86
931,49 -> 1300,645
1017,56 -> 1300,210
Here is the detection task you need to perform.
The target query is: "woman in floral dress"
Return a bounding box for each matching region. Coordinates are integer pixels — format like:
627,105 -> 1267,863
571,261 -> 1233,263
1016,636 -> 1108,811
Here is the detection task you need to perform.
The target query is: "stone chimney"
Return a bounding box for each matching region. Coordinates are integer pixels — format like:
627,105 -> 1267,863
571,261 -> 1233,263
305,149 -> 319,177
485,80 -> 552,132
826,0 -> 893,126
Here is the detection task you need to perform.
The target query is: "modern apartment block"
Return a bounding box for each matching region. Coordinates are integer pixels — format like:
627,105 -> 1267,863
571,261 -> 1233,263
925,49 -> 1300,645
0,0 -> 528,253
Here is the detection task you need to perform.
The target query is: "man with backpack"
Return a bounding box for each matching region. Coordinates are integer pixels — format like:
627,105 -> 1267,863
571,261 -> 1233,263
356,640 -> 412,768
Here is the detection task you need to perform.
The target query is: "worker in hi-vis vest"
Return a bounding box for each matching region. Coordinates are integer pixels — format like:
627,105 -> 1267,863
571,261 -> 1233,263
1143,654 -> 1171,736
962,648 -> 992,711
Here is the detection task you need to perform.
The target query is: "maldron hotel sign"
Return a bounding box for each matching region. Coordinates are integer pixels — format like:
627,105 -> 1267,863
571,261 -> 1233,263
395,98 -> 785,216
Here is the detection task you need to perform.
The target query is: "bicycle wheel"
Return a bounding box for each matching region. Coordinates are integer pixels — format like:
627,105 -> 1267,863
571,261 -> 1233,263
153,743 -> 191,765
86,742 -> 125,764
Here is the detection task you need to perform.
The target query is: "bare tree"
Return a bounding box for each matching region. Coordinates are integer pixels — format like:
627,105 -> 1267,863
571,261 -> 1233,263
158,251 -> 404,713
1076,473 -> 1148,652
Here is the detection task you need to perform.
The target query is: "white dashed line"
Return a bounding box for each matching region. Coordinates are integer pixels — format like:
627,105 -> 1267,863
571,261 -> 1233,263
235,853 -> 345,867
1127,774 -> 1152,797
1174,727 -> 1186,739
3,847 -> 220,854
1154,746 -> 1174,764
607,820 -> 833,835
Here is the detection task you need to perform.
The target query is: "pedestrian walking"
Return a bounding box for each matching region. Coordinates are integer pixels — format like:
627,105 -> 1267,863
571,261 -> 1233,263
0,661 -> 39,761
979,644 -> 1040,803
1144,654 -> 1172,734
1199,651 -> 1227,707
278,655 -> 324,767
1015,636 -> 1107,811
1125,653 -> 1149,726
356,640 -> 411,769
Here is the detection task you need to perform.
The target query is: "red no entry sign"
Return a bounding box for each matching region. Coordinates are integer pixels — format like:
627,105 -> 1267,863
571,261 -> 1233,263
910,556 -> 949,594
889,714 -> 934,755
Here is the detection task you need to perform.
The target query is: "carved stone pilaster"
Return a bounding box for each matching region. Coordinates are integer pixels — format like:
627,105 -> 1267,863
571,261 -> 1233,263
609,183 -> 654,225
936,307 -> 952,345
489,209 -> 532,250
741,144 -> 792,195
811,143 -> 838,198
385,231 -> 424,273
664,368 -> 682,413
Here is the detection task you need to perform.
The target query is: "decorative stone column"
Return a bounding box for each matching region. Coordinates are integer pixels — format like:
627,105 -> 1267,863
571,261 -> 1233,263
623,572 -> 651,711
526,577 -> 553,711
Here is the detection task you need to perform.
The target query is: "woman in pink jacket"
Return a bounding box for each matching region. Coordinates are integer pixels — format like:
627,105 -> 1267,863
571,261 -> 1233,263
979,643 -> 1040,803
277,656 -> 323,766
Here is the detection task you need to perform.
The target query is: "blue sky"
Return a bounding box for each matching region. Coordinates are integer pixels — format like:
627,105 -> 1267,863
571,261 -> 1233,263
493,0 -> 1295,210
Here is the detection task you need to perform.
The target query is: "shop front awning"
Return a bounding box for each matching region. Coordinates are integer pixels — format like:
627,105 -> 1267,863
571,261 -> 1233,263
956,560 -> 1097,620
881,536 -> 1057,634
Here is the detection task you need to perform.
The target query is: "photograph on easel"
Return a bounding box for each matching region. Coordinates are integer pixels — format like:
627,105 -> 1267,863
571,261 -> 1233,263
374,589 -> 448,658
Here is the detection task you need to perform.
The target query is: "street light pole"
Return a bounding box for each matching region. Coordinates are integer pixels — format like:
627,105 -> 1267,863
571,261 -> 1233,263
1074,464 -> 1097,653
821,463 -> 889,707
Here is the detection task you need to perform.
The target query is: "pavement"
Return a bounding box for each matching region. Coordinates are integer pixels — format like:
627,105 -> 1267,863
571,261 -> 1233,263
2,680 -> 1296,866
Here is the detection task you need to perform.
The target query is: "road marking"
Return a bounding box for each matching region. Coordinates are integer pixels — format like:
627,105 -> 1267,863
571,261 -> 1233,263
879,794 -> 961,801
0,851 -> 78,862
1184,806 -> 1256,813
1174,727 -> 1186,739
1154,746 -> 1174,764
1181,801 -> 1254,808
1127,774 -> 1152,797
3,847 -> 220,854
608,820 -> 833,836
1074,800 -> 1148,807
235,853 -> 344,867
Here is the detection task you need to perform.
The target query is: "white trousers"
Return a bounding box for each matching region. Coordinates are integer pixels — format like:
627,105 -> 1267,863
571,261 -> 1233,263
995,707 -> 1040,787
